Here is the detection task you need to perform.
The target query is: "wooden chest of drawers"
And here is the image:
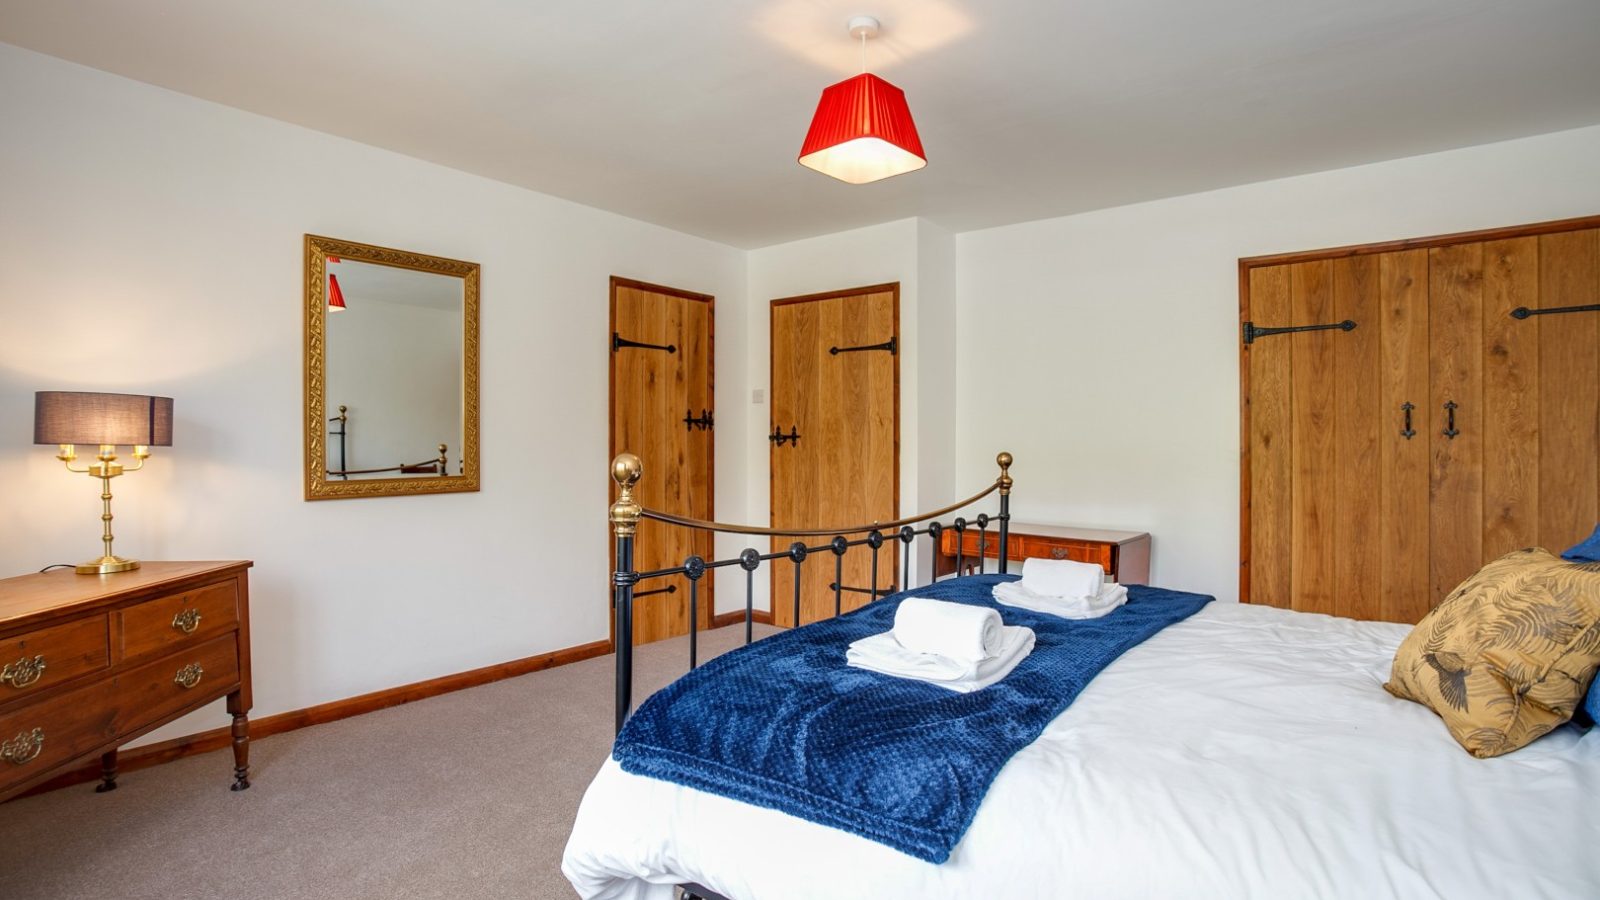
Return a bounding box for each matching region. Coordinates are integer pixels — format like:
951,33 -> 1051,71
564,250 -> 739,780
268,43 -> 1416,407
0,561 -> 252,802
937,522 -> 1151,583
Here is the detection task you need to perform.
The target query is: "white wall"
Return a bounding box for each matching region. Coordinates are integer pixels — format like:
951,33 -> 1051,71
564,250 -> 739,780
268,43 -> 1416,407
955,124 -> 1600,601
0,43 -> 748,744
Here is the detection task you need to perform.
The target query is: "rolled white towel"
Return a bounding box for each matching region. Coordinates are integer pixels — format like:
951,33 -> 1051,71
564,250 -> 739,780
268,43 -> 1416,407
1021,557 -> 1105,599
892,597 -> 1004,664
848,625 -> 1036,693
994,580 -> 1128,620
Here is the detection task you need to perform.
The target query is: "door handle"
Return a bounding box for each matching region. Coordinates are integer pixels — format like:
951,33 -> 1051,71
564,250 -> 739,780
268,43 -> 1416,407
1443,401 -> 1459,439
1400,402 -> 1415,439
768,425 -> 801,447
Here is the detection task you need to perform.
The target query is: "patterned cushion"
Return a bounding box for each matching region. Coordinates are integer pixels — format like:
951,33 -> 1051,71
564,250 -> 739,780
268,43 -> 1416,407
1385,548 -> 1600,758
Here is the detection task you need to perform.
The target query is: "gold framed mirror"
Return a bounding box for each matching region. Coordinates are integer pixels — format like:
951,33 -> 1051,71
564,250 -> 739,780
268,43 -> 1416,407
303,235 -> 480,500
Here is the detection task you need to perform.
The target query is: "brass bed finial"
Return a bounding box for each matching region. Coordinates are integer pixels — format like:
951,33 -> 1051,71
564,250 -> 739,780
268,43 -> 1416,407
610,453 -> 644,536
997,451 -> 1013,495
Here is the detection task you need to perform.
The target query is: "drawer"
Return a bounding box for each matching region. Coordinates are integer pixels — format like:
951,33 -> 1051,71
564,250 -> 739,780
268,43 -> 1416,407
1022,538 -> 1114,570
0,635 -> 239,794
943,527 -> 1017,560
121,580 -> 239,660
0,616 -> 109,702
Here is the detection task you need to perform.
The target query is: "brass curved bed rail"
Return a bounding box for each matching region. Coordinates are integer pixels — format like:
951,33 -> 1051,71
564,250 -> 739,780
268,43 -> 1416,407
607,450 -> 1016,733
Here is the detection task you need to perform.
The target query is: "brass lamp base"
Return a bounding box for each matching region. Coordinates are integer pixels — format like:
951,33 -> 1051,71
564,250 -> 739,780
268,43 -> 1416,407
76,555 -> 141,575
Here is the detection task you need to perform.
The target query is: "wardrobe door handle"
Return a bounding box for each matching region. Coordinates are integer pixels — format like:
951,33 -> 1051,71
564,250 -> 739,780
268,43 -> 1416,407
1443,401 -> 1459,439
1400,402 -> 1416,439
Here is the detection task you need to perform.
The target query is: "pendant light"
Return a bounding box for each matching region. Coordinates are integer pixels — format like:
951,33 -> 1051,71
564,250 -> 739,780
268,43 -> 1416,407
798,16 -> 926,184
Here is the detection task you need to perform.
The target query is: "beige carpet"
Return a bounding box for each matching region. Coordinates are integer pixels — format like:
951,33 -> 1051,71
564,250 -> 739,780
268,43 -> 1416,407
0,623 -> 777,900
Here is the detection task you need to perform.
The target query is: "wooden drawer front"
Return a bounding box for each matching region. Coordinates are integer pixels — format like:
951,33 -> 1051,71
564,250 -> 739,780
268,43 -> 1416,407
941,528 -> 1024,560
1022,538 -> 1114,571
0,635 -> 239,793
121,580 -> 239,660
0,616 -> 109,701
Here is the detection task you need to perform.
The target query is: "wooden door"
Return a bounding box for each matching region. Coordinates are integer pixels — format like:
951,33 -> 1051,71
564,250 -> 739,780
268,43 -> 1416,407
610,277 -> 714,644
769,285 -> 899,628
1246,253 -> 1430,622
1243,217 -> 1600,624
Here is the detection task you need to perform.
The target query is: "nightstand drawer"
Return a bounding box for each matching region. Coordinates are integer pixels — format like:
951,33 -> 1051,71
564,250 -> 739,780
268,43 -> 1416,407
0,616 -> 109,701
121,581 -> 239,660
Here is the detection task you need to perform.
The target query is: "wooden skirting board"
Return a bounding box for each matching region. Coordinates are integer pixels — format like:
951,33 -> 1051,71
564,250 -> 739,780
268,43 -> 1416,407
710,609 -> 774,628
11,637 -> 613,800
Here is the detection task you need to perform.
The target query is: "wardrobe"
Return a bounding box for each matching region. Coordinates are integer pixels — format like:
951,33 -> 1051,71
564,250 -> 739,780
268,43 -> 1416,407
1241,216 -> 1600,623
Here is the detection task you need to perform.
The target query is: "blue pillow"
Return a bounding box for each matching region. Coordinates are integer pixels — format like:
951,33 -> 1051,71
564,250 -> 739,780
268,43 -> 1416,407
1562,524 -> 1600,563
1582,677 -> 1600,728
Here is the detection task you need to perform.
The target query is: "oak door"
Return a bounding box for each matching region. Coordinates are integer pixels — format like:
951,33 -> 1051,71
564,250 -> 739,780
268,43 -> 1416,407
769,285 -> 899,628
610,277 -> 714,644
1243,224 -> 1600,623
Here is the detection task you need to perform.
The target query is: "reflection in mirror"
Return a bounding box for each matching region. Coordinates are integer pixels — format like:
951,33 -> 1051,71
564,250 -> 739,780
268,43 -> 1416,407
324,258 -> 462,480
304,235 -> 479,500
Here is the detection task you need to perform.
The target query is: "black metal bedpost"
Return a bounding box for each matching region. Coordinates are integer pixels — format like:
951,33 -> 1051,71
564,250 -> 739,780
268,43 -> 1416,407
996,452 -> 1013,575
685,555 -> 706,670
789,542 -> 807,628
830,537 -> 848,616
610,454 -> 644,735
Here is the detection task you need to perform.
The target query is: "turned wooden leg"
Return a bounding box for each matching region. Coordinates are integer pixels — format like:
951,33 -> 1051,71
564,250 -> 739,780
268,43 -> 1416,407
227,691 -> 251,791
94,749 -> 118,793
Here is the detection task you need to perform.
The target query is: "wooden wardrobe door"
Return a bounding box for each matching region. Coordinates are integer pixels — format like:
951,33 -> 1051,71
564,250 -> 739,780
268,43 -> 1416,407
610,279 -> 714,644
1246,252 -> 1429,620
770,286 -> 899,627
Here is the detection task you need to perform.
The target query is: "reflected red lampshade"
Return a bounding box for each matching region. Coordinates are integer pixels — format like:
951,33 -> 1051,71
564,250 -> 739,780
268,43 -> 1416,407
798,72 -> 926,185
328,273 -> 347,312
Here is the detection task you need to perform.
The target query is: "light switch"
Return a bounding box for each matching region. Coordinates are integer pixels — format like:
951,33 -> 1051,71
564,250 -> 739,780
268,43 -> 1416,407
752,388 -> 765,404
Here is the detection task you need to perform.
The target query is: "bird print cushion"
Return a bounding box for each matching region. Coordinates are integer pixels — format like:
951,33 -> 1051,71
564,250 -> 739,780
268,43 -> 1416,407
1385,548 -> 1600,758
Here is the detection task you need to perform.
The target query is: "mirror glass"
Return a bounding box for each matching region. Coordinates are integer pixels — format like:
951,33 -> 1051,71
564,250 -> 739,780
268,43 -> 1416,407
325,259 -> 462,479
304,236 -> 479,499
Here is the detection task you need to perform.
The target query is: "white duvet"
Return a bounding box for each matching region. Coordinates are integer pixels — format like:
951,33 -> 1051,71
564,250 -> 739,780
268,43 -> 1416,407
563,601 -> 1600,899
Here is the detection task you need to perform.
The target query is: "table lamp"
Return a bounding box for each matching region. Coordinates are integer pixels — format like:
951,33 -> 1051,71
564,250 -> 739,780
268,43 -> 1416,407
34,391 -> 173,575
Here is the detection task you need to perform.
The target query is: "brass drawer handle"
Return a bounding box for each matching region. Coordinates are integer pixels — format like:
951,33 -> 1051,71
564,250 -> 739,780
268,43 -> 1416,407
1,655 -> 46,689
1,728 -> 44,766
174,663 -> 204,689
1050,547 -> 1070,560
172,609 -> 202,635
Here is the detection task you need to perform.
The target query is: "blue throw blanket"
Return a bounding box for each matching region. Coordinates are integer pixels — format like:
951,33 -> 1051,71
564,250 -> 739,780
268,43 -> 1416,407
614,574 -> 1212,863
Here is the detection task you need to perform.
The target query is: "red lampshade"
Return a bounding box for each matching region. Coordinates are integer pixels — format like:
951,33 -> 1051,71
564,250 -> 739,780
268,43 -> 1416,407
798,72 -> 926,185
328,272 -> 347,312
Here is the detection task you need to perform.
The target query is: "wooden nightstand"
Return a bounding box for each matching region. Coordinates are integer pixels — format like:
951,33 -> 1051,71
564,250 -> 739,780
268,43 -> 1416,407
937,523 -> 1150,583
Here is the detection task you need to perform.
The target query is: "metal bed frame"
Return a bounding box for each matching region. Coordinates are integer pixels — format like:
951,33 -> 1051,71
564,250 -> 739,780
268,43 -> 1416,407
607,450 -> 1015,735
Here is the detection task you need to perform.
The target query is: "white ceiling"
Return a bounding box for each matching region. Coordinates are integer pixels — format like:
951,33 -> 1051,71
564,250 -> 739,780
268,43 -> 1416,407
4,1 -> 1599,248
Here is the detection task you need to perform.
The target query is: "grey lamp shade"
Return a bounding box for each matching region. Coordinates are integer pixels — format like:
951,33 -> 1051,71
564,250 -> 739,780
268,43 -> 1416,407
34,391 -> 174,447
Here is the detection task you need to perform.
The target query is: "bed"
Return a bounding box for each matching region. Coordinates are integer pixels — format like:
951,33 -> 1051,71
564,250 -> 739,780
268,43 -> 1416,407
566,452 -> 1600,899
